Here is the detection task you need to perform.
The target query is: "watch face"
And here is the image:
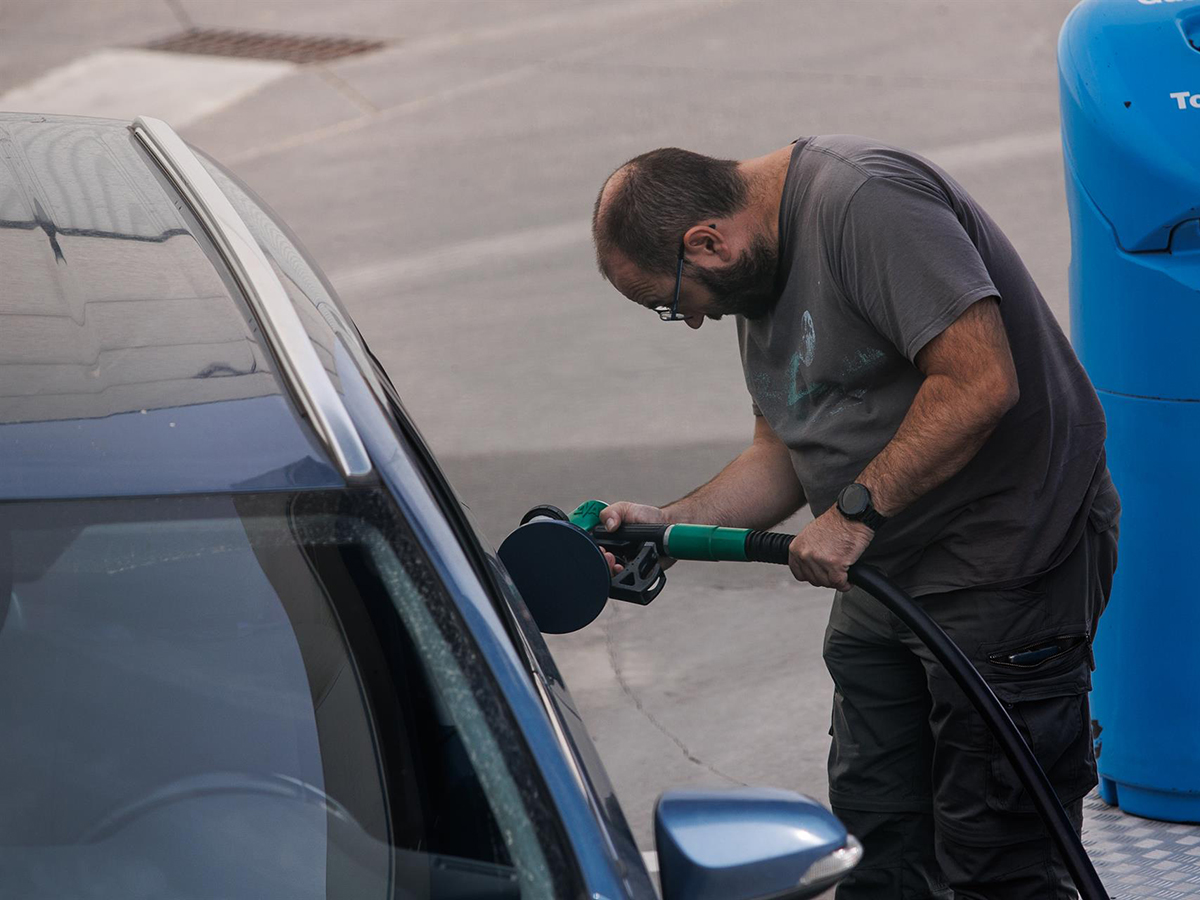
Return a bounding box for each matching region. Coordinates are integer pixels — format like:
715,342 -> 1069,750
839,483 -> 870,517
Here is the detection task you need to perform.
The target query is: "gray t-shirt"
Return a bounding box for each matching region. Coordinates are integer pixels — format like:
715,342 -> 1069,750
738,135 -> 1118,594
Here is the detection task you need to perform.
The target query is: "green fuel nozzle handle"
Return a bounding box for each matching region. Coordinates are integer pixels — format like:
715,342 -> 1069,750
569,501 -> 794,564
666,523 -> 794,563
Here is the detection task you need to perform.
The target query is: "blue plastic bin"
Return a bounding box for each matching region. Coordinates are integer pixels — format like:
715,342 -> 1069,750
1059,0 -> 1200,821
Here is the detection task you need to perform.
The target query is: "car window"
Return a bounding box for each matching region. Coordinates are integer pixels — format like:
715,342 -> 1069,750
0,489 -> 569,899
194,152 -> 387,408
0,123 -> 342,500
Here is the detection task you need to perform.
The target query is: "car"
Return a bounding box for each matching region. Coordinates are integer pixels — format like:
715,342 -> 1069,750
0,111 -> 860,900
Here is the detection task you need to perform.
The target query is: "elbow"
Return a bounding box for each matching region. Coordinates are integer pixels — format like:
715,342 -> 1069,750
985,368 -> 1020,423
999,369 -> 1020,414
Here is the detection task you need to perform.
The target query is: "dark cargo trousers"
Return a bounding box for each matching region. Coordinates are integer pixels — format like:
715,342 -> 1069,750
824,509 -> 1118,899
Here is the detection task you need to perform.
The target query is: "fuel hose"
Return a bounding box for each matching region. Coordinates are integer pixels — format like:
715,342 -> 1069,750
602,519 -> 1108,900
847,565 -> 1107,900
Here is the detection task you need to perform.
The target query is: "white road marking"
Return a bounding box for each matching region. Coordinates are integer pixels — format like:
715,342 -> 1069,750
0,48 -> 292,128
642,849 -> 659,874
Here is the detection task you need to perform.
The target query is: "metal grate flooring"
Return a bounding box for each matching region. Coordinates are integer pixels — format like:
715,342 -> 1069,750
141,28 -> 385,64
1085,791 -> 1200,898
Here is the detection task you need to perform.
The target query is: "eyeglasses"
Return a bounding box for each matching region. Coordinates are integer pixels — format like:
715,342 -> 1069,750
652,242 -> 687,322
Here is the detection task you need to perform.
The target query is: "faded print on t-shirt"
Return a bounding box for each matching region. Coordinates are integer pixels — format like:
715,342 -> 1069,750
738,135 -> 1114,594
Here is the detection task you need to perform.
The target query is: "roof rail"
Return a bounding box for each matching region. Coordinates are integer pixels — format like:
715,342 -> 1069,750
131,116 -> 372,480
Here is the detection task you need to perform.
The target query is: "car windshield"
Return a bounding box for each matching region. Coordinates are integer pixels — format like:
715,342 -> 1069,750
0,488 -> 562,899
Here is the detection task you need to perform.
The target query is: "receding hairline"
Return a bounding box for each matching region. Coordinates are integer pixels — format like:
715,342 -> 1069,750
592,163 -> 633,282
593,146 -> 747,284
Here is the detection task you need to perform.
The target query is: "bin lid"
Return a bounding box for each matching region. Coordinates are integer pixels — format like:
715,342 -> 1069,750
1059,0 -> 1200,252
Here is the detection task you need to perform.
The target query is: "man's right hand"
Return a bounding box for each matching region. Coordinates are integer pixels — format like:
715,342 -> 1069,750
598,501 -> 673,575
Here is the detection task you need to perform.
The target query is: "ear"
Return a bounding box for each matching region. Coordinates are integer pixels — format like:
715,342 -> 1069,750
682,223 -> 732,263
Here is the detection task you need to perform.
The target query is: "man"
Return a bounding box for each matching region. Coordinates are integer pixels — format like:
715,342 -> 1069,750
591,136 -> 1120,898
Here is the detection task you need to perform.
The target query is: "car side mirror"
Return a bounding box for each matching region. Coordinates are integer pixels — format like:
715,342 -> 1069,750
654,787 -> 861,900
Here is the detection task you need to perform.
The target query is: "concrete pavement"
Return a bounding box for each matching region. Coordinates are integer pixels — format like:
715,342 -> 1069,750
2,0 -> 1080,853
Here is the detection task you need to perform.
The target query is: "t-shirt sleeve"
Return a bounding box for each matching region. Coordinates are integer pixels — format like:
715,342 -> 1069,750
837,175 -> 1000,362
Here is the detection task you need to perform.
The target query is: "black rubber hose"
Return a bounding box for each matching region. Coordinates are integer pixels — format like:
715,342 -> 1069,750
739,531 -> 1108,900
848,564 -> 1107,900
745,530 -> 793,563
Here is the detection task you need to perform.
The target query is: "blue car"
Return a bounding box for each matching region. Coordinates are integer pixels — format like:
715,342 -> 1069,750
0,111 -> 860,900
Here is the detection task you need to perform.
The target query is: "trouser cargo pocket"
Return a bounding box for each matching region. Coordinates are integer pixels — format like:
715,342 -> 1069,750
980,631 -> 1097,814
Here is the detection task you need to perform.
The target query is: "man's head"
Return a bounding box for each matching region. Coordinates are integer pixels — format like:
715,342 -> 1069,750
592,147 -> 781,328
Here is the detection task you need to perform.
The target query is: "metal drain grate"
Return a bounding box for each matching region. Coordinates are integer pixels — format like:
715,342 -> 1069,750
142,28 -> 385,64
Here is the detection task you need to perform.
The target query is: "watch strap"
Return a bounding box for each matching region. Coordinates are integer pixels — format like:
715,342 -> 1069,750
859,505 -> 888,531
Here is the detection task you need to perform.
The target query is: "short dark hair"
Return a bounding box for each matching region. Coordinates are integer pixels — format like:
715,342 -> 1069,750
593,148 -> 748,279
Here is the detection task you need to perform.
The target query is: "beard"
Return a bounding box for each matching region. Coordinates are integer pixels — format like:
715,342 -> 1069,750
691,234 -> 780,320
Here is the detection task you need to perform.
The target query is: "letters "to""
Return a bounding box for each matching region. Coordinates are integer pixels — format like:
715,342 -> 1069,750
1170,91 -> 1200,109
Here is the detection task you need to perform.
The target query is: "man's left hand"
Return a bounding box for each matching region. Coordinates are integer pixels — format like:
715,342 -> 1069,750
788,508 -> 874,591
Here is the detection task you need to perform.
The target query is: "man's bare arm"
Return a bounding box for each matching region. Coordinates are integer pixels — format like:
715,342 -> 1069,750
601,415 -> 805,543
787,296 -> 1018,590
664,415 -> 807,528
856,296 -> 1018,515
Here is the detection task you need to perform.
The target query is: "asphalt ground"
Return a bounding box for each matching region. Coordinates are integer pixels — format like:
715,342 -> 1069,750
3,0 -> 1079,855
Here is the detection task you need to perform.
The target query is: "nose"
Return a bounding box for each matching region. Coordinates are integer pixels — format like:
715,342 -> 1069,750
685,315 -> 704,330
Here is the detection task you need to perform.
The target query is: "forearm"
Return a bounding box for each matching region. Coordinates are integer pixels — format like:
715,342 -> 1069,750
663,433 -> 806,529
858,372 -> 1012,516
783,298 -> 1018,592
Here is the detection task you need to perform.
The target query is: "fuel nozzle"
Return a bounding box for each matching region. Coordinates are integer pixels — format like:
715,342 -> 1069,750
563,500 -> 669,606
498,501 -> 669,634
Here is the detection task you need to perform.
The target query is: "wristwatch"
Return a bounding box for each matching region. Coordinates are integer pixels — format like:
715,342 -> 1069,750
836,483 -> 888,531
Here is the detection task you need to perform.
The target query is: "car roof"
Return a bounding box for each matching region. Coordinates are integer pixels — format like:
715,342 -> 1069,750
0,112 -> 363,500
